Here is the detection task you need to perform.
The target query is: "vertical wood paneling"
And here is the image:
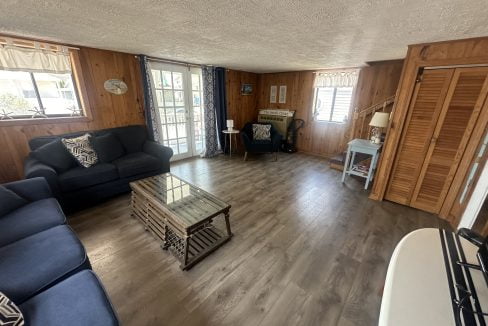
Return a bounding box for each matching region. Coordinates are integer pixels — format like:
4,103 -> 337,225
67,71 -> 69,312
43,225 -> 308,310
0,47 -> 145,183
225,70 -> 258,130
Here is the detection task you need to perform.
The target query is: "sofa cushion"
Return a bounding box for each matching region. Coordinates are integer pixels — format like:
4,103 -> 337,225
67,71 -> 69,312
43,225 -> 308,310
20,270 -> 118,326
0,186 -> 27,217
62,134 -> 99,168
91,133 -> 125,163
113,152 -> 161,178
0,198 -> 66,247
31,139 -> 76,173
0,225 -> 89,304
58,163 -> 119,192
113,125 -> 147,153
0,291 -> 24,325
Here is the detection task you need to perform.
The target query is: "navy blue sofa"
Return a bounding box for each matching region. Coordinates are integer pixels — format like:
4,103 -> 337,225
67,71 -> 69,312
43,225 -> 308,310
24,125 -> 173,211
0,177 -> 119,325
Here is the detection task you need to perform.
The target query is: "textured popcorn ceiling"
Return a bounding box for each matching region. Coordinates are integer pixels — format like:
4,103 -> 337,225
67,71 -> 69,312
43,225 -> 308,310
1,0 -> 488,72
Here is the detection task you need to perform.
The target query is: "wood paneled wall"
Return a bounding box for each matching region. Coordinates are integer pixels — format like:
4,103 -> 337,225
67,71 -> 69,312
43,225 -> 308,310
0,47 -> 145,183
226,60 -> 404,157
226,70 -> 258,130
370,37 -> 488,226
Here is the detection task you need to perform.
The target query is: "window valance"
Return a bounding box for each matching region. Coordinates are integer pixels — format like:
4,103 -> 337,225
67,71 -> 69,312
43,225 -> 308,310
314,70 -> 359,88
0,41 -> 71,74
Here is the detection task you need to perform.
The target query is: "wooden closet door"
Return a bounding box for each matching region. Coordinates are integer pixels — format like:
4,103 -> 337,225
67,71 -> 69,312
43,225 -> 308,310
410,67 -> 488,213
385,69 -> 454,204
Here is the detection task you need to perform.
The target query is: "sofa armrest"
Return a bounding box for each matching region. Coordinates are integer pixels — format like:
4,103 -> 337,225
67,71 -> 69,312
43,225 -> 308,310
24,156 -> 60,196
271,133 -> 283,152
241,132 -> 252,150
143,141 -> 173,172
3,177 -> 52,202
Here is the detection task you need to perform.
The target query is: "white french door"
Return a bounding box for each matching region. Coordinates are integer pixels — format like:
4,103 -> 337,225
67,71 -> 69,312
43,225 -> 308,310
149,62 -> 205,161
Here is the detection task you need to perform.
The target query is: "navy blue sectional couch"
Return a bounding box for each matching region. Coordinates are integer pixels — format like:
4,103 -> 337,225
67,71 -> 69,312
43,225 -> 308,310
0,177 -> 118,325
24,125 -> 173,211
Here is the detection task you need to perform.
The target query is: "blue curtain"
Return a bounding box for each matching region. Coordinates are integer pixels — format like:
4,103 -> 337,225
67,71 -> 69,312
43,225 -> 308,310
214,67 -> 227,152
138,55 -> 160,142
202,66 -> 227,157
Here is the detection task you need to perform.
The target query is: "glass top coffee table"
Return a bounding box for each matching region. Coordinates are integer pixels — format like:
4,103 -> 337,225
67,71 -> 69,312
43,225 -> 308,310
130,173 -> 232,270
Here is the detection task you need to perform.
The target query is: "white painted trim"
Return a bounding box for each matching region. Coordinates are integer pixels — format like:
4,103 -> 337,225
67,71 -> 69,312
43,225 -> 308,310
458,162 -> 488,229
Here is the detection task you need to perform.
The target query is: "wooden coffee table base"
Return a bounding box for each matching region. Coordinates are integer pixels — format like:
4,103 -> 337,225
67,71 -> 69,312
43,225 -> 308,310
131,189 -> 232,270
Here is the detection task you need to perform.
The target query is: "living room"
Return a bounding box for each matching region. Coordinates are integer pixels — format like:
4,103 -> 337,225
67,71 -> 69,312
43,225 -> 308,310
1,1 -> 488,326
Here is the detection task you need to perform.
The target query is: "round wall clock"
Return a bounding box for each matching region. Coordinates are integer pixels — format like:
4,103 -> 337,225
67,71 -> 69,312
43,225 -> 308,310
104,79 -> 128,95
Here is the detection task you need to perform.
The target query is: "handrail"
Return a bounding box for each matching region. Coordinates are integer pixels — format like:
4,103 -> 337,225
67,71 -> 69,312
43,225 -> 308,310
350,95 -> 396,140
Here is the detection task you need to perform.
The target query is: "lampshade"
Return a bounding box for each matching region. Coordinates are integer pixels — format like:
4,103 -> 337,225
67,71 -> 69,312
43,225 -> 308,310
226,119 -> 234,129
369,112 -> 390,128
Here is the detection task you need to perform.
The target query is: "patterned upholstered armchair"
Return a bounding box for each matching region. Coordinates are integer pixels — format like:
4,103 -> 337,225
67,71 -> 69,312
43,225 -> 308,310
241,122 -> 282,161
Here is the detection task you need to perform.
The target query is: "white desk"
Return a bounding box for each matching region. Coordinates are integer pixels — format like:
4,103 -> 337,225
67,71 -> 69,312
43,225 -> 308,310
379,228 -> 488,326
341,139 -> 382,189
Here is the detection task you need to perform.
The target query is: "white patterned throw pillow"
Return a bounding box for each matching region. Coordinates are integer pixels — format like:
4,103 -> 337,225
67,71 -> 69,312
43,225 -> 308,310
62,134 -> 98,168
0,292 -> 24,326
252,124 -> 271,141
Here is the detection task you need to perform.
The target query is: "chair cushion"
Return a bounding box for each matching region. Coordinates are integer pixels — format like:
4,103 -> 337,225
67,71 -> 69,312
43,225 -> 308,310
112,125 -> 147,153
113,152 -> 161,178
31,139 -> 77,173
61,134 -> 99,168
0,291 -> 24,325
0,198 -> 66,247
0,186 -> 27,217
253,124 -> 271,141
20,270 -> 118,326
91,133 -> 125,163
58,163 -> 118,192
0,225 -> 89,304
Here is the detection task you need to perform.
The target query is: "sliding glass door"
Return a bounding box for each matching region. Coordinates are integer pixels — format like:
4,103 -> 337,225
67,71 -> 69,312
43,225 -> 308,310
149,62 -> 204,160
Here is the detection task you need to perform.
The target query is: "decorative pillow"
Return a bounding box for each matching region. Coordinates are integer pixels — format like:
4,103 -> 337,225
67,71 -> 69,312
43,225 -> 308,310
31,139 -> 76,172
91,133 -> 125,163
0,187 -> 28,217
252,124 -> 271,141
61,134 -> 98,168
0,292 -> 24,326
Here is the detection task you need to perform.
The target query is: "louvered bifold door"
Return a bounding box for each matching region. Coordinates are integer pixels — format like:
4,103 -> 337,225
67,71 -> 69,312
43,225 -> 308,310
385,69 -> 454,204
410,67 -> 488,213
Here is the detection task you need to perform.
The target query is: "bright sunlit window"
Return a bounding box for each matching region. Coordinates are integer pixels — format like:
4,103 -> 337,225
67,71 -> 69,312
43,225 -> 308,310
0,70 -> 81,119
313,86 -> 353,123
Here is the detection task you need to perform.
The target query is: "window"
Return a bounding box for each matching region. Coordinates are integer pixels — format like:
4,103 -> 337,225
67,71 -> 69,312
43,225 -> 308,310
0,70 -> 81,118
0,38 -> 84,121
313,86 -> 353,123
313,70 -> 358,123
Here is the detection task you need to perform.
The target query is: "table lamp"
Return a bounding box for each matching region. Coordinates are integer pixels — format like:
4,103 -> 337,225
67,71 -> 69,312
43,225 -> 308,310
369,112 -> 389,144
226,119 -> 234,131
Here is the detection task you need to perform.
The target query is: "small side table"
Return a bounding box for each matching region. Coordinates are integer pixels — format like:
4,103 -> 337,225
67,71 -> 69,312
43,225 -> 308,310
222,129 -> 239,157
342,139 -> 382,190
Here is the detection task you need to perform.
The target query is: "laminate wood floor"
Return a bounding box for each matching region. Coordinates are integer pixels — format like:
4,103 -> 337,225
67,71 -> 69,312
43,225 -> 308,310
70,153 -> 450,326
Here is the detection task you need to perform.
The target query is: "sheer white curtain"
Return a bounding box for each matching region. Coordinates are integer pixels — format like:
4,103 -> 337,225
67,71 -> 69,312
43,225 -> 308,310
0,40 -> 71,73
314,70 -> 359,88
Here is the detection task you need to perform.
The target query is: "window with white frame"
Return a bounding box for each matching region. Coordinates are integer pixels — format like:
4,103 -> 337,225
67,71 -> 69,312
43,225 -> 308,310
0,39 -> 82,120
313,70 -> 358,123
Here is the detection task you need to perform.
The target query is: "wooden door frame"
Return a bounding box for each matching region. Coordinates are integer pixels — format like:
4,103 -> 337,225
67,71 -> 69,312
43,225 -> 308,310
370,40 -> 488,205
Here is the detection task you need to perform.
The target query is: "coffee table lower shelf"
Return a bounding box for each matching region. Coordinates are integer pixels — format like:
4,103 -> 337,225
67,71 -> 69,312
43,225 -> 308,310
165,225 -> 232,270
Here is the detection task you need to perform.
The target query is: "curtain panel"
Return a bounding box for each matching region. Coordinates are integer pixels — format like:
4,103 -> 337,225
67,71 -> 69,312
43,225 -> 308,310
0,42 -> 71,73
314,70 -> 359,88
138,55 -> 160,142
201,66 -> 221,157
